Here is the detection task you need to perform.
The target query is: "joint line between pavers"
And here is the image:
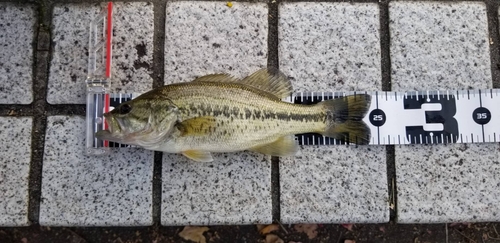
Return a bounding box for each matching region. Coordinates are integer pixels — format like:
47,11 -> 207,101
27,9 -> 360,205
27,12 -> 52,223
486,0 -> 500,88
152,1 -> 167,225
268,0 -> 281,223
378,0 -> 397,222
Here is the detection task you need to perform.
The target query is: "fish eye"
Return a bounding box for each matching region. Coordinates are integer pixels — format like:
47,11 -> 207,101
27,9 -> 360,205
118,104 -> 132,115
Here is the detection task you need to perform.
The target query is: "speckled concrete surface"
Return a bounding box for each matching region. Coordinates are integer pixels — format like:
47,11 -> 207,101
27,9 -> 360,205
162,153 -> 272,225
48,3 -> 153,104
389,2 -> 499,223
0,4 -> 35,104
40,116 -> 154,226
280,146 -> 389,224
396,143 -> 500,223
0,117 -> 32,226
279,2 -> 382,92
278,2 -> 389,224
47,4 -> 99,104
390,2 -> 491,90
164,1 -> 268,84
161,1 -> 271,225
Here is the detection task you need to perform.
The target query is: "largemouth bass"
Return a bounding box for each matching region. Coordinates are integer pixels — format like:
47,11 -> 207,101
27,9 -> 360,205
96,68 -> 371,162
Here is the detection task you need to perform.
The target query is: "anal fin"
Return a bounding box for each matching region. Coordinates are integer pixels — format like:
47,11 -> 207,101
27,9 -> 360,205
250,136 -> 298,157
182,150 -> 214,162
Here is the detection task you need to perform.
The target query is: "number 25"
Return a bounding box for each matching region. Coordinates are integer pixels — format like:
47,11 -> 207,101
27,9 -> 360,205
373,115 -> 383,121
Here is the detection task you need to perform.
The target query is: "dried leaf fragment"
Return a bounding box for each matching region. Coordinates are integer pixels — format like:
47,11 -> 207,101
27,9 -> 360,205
259,224 -> 280,235
294,224 -> 318,239
179,226 -> 209,243
265,234 -> 284,243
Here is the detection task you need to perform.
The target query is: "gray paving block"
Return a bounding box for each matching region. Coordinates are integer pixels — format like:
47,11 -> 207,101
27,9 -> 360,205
278,2 -> 388,224
280,146 -> 388,224
389,2 -> 499,223
48,3 -> 153,104
162,153 -> 272,225
0,117 -> 32,226
396,144 -> 500,223
40,116 -> 154,226
164,1 -> 268,84
0,4 -> 35,104
390,2 -> 491,90
279,2 -> 382,92
161,1 -> 271,225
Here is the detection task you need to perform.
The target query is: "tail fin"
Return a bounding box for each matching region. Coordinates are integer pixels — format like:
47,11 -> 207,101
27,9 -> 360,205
319,94 -> 371,145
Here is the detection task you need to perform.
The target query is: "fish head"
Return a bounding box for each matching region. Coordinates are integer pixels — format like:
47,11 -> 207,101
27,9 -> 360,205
96,97 -> 180,147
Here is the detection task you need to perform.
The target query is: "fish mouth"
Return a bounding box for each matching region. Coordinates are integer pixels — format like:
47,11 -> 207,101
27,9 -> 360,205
103,113 -> 120,134
95,113 -> 122,142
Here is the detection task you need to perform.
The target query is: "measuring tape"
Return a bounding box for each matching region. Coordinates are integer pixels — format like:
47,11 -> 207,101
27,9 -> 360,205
284,89 -> 499,146
97,89 -> 500,148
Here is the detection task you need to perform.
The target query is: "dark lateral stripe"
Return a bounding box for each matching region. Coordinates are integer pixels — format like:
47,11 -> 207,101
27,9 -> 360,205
181,104 -> 323,123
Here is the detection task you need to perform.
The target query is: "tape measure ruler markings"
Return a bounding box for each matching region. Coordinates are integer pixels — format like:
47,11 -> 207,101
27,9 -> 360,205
287,89 -> 500,146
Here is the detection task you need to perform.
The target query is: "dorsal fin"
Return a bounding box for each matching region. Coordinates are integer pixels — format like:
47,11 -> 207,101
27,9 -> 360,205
240,68 -> 293,99
192,73 -> 239,83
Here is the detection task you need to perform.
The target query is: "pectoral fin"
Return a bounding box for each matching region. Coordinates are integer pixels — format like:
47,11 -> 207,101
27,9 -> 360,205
250,136 -> 298,157
182,150 -> 214,162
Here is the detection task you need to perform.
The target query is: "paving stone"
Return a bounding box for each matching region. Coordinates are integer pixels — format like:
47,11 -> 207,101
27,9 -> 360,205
278,3 -> 388,223
162,153 -> 272,225
0,117 -> 32,226
0,4 -> 35,104
40,116 -> 154,226
396,144 -> 500,223
162,1 -> 271,225
279,3 -> 382,92
389,2 -> 500,223
390,2 -> 491,91
164,1 -> 268,84
48,3 -> 154,104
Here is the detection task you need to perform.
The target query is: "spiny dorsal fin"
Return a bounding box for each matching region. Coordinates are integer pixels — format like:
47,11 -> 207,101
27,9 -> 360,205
249,135 -> 298,157
240,68 -> 293,99
176,116 -> 217,137
182,150 -> 214,162
192,74 -> 239,83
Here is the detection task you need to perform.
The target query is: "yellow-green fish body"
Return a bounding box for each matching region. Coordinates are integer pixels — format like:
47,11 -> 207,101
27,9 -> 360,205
96,69 -> 371,162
